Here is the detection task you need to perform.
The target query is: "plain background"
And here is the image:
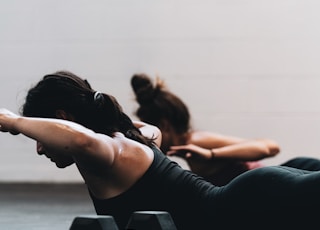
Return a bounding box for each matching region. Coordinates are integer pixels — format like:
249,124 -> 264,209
1,0 -> 320,182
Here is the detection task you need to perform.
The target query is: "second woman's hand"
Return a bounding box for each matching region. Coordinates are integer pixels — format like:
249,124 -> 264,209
167,144 -> 212,160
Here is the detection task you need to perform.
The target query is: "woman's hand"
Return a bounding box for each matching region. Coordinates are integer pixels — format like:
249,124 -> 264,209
0,108 -> 20,135
167,144 -> 212,160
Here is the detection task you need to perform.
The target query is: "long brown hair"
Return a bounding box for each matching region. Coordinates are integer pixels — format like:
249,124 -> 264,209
21,71 -> 155,146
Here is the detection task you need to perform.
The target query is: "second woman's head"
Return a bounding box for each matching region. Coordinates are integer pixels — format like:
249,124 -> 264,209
131,73 -> 191,151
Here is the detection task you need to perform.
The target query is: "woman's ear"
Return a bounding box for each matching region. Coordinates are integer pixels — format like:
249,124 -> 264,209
55,110 -> 74,121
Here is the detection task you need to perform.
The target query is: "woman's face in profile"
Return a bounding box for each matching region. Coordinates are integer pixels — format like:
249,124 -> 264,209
36,142 -> 74,168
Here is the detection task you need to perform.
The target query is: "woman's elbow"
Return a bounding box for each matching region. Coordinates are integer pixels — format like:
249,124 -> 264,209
72,132 -> 95,152
270,145 -> 280,156
264,140 -> 281,156
256,139 -> 280,158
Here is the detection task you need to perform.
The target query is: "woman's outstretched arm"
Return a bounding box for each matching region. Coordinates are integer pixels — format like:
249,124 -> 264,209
0,108 -> 115,165
167,131 -> 280,161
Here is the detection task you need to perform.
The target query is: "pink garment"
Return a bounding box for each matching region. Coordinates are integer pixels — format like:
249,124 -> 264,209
245,161 -> 265,170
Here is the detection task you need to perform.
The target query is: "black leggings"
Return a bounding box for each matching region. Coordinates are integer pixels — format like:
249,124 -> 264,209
280,156 -> 320,171
214,163 -> 320,228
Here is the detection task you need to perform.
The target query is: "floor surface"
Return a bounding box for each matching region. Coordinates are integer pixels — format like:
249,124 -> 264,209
0,183 -> 96,230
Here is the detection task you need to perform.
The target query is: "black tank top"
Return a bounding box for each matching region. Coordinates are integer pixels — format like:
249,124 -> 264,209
89,145 -> 220,230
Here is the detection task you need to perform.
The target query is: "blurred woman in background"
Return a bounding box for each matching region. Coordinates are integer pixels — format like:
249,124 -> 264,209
131,73 -> 320,185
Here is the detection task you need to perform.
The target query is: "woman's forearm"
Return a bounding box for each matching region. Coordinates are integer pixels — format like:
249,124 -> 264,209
13,116 -> 94,154
211,140 -> 280,161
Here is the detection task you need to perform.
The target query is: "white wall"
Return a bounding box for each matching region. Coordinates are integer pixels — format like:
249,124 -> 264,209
1,0 -> 320,182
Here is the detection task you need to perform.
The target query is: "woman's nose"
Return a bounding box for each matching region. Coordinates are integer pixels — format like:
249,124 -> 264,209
36,142 -> 45,155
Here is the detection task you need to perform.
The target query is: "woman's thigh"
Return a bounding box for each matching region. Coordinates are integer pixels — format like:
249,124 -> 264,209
220,166 -> 320,208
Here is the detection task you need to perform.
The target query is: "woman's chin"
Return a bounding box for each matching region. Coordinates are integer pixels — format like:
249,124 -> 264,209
55,162 -> 72,168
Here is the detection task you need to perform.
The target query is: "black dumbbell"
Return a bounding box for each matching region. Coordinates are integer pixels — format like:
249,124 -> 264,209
69,215 -> 119,230
126,211 -> 177,230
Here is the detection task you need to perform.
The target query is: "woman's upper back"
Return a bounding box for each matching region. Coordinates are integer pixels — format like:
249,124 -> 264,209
76,131 -> 155,199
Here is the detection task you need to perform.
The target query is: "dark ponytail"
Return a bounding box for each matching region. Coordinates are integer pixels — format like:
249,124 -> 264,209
95,92 -> 156,146
131,73 -> 191,134
22,71 -> 156,147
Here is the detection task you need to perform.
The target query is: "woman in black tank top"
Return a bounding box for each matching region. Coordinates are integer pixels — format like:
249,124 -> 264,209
1,71 -> 320,229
